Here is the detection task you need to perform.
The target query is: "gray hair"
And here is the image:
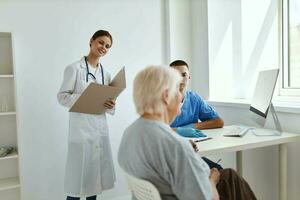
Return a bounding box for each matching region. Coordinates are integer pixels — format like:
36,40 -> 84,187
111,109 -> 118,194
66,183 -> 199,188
133,65 -> 182,115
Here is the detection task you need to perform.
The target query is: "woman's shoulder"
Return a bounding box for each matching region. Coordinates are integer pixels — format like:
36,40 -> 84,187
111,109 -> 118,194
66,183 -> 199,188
67,59 -> 83,69
125,118 -> 187,146
64,59 -> 83,74
122,118 -> 196,158
124,118 -> 170,137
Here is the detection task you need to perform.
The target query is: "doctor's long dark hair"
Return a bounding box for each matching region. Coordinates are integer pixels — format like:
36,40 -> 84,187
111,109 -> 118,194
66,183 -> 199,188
91,30 -> 113,46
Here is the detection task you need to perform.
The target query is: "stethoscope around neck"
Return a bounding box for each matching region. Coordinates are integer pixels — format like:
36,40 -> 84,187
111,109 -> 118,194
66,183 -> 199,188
84,56 -> 104,84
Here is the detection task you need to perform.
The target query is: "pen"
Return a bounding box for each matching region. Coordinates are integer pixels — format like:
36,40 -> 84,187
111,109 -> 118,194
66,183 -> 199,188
194,137 -> 212,143
216,159 -> 222,164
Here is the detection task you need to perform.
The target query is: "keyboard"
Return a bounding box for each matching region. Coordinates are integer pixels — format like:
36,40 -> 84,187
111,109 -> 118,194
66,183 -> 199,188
223,125 -> 253,137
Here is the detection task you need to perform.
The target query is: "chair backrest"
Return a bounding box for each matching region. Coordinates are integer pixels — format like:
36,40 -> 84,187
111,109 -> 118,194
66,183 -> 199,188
124,172 -> 162,200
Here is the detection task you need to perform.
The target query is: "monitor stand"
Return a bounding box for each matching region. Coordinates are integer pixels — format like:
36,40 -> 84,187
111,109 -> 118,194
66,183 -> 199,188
253,103 -> 283,136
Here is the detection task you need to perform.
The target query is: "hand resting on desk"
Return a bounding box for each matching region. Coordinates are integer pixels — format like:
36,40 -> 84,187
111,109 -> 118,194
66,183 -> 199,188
175,127 -> 207,138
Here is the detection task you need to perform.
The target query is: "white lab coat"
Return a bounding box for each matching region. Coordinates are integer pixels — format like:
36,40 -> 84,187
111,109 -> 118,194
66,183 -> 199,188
57,57 -> 115,197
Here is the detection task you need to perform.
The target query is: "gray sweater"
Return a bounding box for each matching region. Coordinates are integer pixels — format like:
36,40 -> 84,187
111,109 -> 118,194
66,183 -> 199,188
118,117 -> 212,200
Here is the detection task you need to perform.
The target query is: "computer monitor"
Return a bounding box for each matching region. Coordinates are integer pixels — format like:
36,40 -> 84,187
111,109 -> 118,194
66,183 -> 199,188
249,68 -> 282,136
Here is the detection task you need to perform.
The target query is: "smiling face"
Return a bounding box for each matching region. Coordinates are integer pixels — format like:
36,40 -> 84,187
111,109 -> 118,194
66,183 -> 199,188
90,36 -> 112,58
172,65 -> 190,94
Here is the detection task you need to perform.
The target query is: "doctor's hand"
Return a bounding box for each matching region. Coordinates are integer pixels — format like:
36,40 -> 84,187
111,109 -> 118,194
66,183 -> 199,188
209,168 -> 220,185
104,99 -> 116,109
209,168 -> 221,200
175,127 -> 206,138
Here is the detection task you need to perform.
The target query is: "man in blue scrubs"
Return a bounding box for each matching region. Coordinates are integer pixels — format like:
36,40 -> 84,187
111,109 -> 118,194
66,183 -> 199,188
170,60 -> 224,169
170,60 -> 224,129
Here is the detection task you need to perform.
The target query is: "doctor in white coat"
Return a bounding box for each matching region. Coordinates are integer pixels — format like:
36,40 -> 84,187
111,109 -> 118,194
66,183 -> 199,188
57,30 -> 116,200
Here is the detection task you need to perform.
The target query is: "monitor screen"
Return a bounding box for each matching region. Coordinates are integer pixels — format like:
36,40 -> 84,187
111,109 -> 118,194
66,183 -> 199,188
249,69 -> 279,118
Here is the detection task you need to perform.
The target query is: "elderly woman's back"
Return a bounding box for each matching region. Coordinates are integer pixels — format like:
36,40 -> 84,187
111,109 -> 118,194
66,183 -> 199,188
118,66 -> 257,200
118,117 -> 212,200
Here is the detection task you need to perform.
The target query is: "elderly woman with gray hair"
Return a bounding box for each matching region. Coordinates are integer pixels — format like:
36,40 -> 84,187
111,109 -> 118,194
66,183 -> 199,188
118,66 -> 256,200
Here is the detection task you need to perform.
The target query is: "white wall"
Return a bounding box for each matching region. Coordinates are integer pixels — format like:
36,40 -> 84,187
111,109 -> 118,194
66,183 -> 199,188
167,0 -> 210,99
0,0 -> 165,199
168,0 -> 192,64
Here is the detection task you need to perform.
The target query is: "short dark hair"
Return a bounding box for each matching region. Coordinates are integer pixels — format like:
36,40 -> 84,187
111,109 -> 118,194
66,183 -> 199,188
91,30 -> 113,46
169,60 -> 189,69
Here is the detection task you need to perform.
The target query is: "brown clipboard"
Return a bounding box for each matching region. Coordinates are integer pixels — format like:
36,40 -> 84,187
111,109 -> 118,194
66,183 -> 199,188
69,67 -> 126,114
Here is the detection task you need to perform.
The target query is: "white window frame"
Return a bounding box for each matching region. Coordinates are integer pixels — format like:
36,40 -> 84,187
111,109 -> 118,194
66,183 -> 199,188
279,0 -> 300,96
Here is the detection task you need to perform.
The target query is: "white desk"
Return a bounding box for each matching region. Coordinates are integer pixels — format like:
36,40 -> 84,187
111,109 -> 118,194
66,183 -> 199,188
196,127 -> 300,200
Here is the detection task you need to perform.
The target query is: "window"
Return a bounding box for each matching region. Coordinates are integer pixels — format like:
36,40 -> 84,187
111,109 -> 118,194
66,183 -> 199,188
281,0 -> 300,96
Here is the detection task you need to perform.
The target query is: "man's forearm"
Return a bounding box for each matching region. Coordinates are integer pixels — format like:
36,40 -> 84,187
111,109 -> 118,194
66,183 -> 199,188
195,118 -> 224,129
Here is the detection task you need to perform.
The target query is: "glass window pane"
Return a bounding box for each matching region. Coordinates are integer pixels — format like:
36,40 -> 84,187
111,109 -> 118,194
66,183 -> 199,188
288,0 -> 300,88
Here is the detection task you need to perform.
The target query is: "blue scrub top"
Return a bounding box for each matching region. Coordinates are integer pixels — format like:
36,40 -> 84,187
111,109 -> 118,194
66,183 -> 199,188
171,90 -> 219,128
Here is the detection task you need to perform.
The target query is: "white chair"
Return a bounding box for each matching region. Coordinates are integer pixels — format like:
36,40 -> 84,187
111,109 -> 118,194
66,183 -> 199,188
124,172 -> 162,200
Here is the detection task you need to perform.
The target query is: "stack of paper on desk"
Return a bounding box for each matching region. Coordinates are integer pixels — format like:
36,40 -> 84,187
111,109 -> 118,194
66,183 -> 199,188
69,67 -> 126,114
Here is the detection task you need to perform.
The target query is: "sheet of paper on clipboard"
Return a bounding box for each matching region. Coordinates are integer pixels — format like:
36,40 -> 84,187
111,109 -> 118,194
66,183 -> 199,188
69,67 -> 126,114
